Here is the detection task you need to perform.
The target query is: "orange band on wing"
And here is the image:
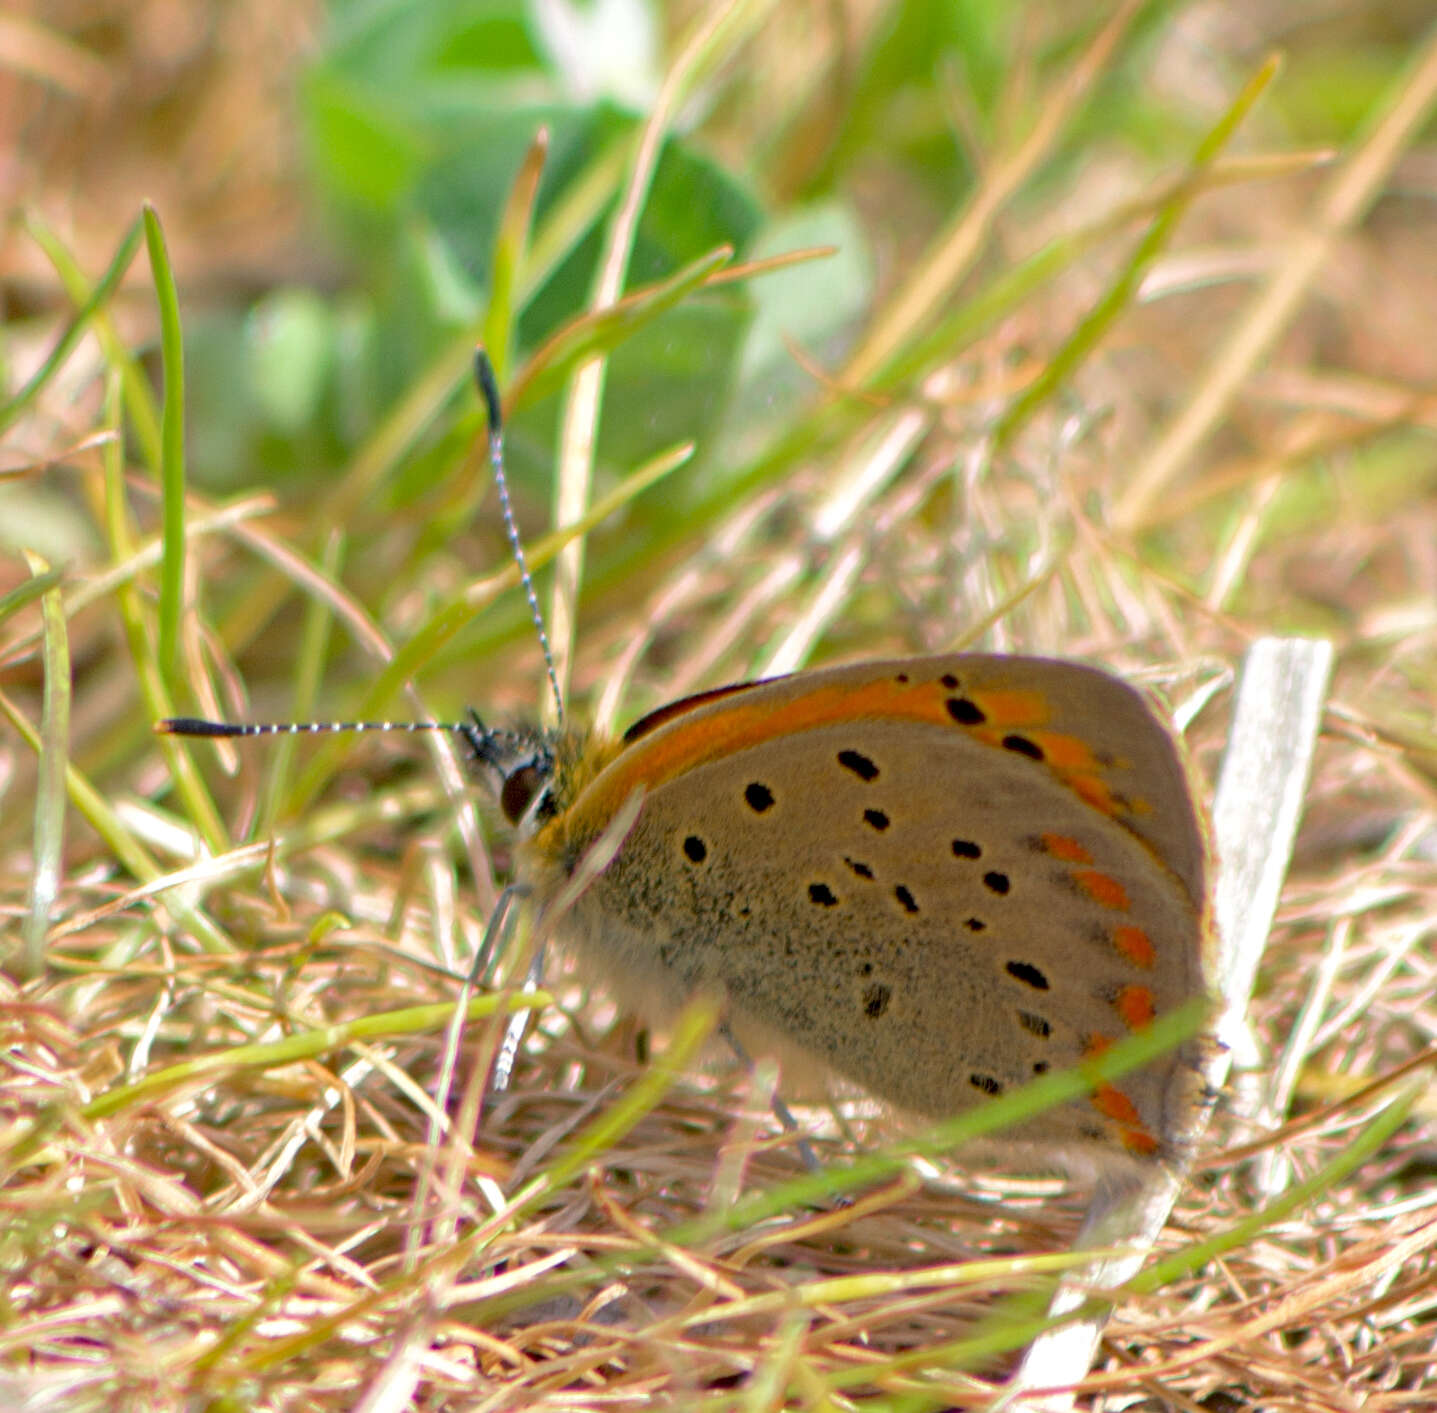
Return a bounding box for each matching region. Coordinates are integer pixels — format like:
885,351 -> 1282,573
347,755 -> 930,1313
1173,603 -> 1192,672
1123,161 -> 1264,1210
1074,870 -> 1131,911
1115,984 -> 1156,1029
565,672 -> 1055,841
1040,833 -> 1092,863
1113,925 -> 1156,968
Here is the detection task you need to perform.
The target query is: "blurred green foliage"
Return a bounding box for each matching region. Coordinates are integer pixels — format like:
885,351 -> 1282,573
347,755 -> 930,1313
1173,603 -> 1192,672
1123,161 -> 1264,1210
178,0 -> 1432,555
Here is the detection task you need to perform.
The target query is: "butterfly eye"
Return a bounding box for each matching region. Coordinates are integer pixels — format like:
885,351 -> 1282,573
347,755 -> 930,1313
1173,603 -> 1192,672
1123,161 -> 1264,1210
500,762 -> 547,826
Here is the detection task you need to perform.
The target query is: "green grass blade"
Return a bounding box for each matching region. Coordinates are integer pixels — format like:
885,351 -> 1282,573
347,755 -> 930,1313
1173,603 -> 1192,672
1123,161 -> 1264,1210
0,564 -> 65,624
507,244 -> 734,410
482,125 -> 549,385
142,204 -> 187,689
842,0 -> 1154,388
23,208 -> 163,470
993,54 -> 1281,452
260,533 -> 345,834
1116,19 -> 1437,529
19,551 -> 70,980
1130,1079 -> 1421,1295
0,213 -> 143,437
98,370 -> 228,854
80,989 -> 551,1122
0,686 -> 234,956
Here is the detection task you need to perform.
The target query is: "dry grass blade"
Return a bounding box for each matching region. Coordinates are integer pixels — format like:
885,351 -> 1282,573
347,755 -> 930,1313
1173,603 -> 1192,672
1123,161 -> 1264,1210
1115,20 -> 1437,529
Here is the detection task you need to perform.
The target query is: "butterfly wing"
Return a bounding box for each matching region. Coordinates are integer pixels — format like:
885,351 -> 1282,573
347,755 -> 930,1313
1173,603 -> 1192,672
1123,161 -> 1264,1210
525,655 -> 1211,1164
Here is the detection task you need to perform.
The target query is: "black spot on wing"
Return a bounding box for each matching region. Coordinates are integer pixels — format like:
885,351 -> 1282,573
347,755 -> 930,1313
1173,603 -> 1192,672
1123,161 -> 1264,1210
1002,733 -> 1044,761
1017,1010 -> 1051,1038
744,782 -> 775,813
945,696 -> 986,726
1006,960 -> 1049,991
862,983 -> 892,1018
836,749 -> 879,781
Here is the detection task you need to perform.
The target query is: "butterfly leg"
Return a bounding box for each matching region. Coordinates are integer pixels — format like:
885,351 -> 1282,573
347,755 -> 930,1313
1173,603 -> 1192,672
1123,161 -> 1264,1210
721,1026 -> 822,1174
491,944 -> 546,1094
470,886 -> 545,1097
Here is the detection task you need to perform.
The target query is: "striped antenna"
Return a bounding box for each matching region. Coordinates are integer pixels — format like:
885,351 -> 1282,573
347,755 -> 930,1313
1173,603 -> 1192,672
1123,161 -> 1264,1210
158,718 -> 469,739
160,355 -> 563,747
474,349 -> 563,726
158,711 -> 557,833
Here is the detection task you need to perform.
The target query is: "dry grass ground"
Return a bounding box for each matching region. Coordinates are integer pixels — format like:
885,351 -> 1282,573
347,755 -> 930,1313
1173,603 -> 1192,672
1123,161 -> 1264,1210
2,3 -> 1436,1409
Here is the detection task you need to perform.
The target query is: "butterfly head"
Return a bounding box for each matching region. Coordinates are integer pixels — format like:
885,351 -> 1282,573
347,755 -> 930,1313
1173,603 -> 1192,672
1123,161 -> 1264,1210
458,712 -> 563,835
